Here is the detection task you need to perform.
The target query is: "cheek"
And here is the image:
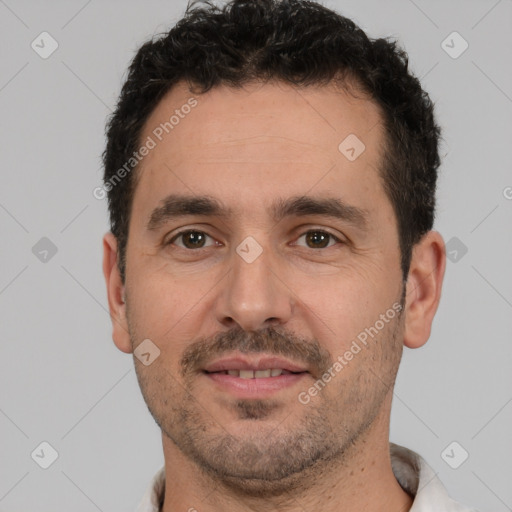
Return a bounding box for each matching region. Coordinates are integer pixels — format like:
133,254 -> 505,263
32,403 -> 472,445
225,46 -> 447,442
293,263 -> 398,346
128,262 -> 225,347
128,271 -> 186,336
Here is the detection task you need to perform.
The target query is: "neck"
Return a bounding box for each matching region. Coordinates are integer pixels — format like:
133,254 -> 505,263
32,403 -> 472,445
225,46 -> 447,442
160,404 -> 413,512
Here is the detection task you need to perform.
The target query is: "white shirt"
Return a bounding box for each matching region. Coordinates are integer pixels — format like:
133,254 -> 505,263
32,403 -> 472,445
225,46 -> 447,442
135,443 -> 478,512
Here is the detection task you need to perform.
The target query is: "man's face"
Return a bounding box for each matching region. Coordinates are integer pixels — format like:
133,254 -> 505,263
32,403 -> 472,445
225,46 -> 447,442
121,81 -> 405,491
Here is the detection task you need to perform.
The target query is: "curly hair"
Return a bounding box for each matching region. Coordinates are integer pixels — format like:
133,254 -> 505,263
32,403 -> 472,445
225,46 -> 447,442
102,0 -> 441,284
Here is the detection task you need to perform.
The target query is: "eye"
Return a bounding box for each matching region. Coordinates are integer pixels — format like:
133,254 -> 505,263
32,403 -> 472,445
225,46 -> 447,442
166,230 -> 217,250
293,229 -> 342,249
165,228 -> 342,251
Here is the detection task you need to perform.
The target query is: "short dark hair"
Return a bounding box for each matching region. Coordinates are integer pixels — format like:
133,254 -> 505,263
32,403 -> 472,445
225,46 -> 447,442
103,0 -> 441,284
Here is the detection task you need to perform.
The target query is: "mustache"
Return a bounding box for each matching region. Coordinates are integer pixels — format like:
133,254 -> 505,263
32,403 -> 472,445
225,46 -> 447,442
179,325 -> 332,379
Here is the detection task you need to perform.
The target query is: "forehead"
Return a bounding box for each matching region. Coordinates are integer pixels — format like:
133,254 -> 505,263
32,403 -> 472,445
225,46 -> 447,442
132,80 -> 387,222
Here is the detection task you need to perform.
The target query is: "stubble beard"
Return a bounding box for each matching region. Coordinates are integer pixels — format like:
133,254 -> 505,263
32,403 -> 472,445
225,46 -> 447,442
129,301 -> 404,497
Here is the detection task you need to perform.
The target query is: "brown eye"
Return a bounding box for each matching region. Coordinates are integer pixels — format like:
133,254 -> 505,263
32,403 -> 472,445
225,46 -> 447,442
296,230 -> 341,249
168,230 -> 214,249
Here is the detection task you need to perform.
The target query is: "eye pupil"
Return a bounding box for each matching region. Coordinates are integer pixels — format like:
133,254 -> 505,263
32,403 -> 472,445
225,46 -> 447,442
183,231 -> 206,248
306,231 -> 330,248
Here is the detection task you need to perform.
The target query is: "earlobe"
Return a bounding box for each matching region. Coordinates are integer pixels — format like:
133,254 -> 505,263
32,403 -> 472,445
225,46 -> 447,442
402,231 -> 446,349
102,232 -> 133,354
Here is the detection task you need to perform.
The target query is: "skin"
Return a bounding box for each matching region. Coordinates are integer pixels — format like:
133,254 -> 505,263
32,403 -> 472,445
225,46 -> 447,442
103,79 -> 446,512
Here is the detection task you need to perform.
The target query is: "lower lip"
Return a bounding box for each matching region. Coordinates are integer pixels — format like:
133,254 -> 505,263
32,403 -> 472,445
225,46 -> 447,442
203,371 -> 308,398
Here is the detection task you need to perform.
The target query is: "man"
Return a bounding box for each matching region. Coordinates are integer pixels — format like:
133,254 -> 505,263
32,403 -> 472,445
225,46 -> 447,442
101,0 -> 477,510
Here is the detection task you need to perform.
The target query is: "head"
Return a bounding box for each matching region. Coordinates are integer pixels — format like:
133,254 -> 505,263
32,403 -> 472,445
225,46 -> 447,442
102,0 -> 445,494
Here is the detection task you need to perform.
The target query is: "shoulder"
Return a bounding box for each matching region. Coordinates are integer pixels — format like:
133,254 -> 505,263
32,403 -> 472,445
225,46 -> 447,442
390,443 -> 479,512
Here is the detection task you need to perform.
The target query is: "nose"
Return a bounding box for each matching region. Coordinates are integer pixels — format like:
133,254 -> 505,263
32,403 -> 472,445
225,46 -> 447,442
214,241 -> 294,332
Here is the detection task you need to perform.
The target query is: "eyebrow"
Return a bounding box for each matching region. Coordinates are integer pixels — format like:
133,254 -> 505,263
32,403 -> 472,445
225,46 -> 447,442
146,193 -> 369,232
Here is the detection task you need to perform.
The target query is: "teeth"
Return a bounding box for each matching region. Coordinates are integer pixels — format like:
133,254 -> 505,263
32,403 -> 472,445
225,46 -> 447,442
223,368 -> 285,378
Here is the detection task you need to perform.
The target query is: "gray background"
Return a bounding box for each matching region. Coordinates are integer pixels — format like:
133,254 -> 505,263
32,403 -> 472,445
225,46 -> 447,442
1,0 -> 511,510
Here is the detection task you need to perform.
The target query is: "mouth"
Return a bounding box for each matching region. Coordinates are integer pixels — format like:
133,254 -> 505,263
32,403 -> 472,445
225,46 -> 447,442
201,355 -> 310,398
203,354 -> 309,374
203,368 -> 304,378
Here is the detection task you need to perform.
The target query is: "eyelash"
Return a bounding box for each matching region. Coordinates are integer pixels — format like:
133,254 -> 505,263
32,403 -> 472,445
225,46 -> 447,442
165,228 -> 344,250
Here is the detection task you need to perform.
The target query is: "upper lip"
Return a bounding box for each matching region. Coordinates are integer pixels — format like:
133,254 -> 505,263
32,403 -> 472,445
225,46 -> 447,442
203,355 -> 308,373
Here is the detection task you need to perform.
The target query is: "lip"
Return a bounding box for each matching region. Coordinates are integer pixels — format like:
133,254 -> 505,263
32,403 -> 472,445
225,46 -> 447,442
203,355 -> 308,373
204,371 -> 308,398
202,354 -> 309,399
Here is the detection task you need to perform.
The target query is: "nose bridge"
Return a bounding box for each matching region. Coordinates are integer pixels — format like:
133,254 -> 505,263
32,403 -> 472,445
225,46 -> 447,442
215,235 -> 293,331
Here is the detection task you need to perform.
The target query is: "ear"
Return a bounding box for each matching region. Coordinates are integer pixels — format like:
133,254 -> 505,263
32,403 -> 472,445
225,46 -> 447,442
102,232 -> 132,354
403,230 -> 446,349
